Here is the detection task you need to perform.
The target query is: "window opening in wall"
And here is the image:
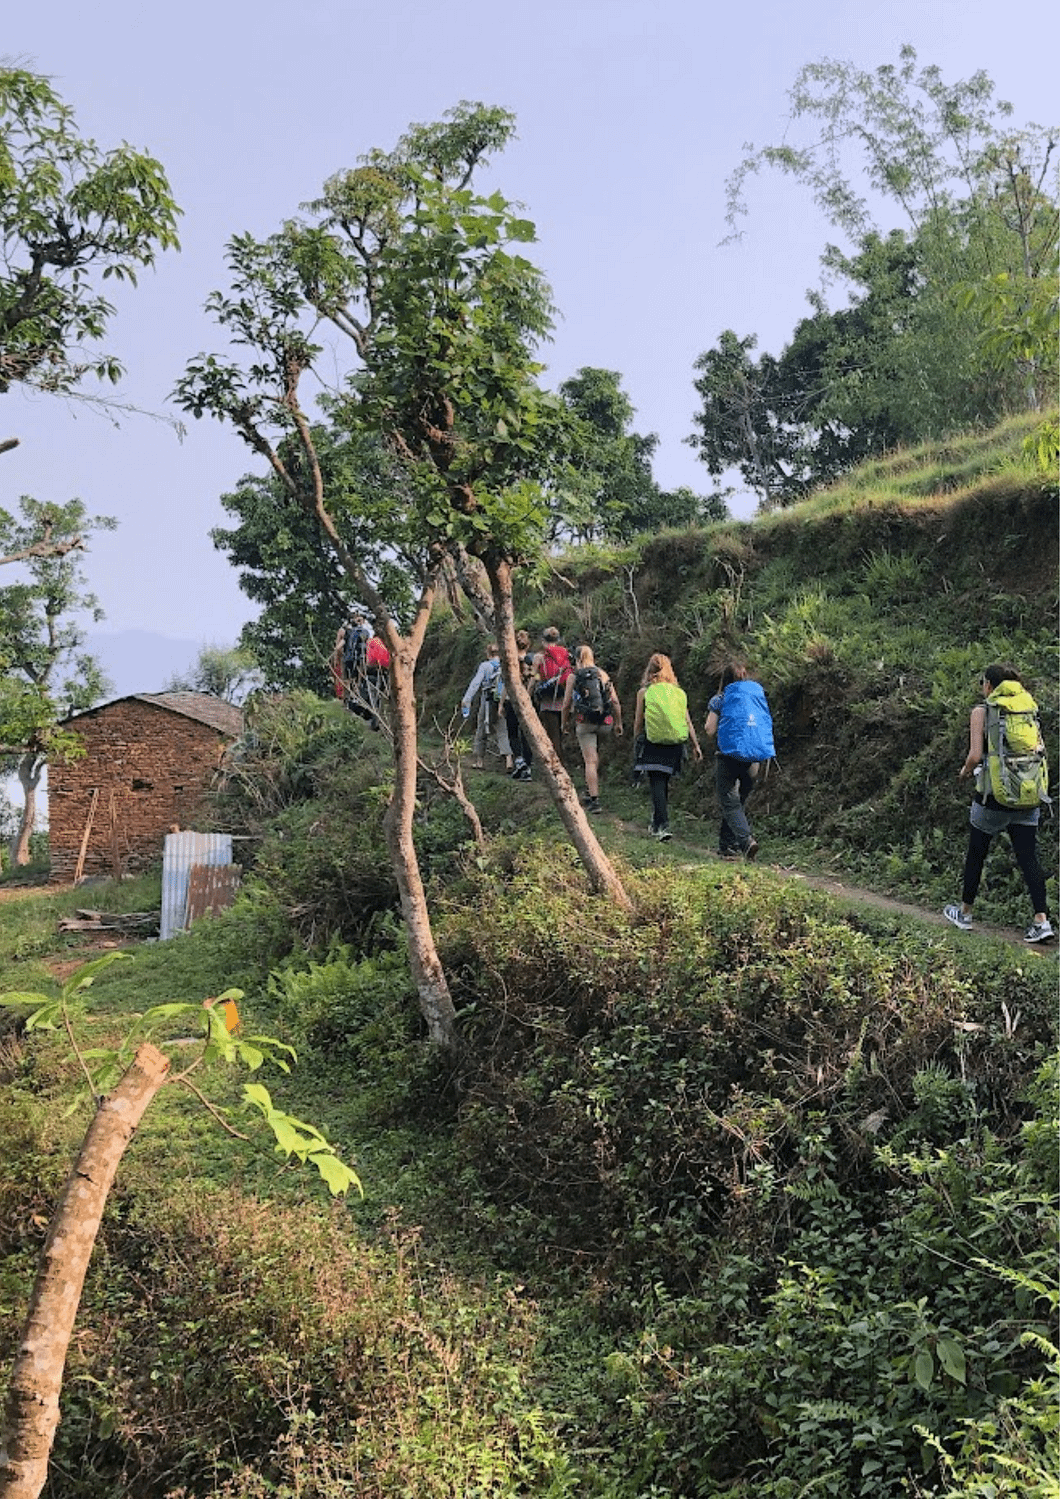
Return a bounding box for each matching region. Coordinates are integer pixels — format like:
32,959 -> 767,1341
131,778 -> 153,791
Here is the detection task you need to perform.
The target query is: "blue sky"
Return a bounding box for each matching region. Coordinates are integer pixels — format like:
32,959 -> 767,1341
2,0 -> 1056,690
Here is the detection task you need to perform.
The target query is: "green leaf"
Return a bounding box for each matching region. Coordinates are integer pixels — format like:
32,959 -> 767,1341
136,1002 -> 201,1029
310,1149 -> 363,1198
914,1349 -> 934,1390
65,950 -> 133,995
0,992 -> 50,1008
26,1004 -> 62,1032
936,1337 -> 966,1384
242,1082 -> 273,1115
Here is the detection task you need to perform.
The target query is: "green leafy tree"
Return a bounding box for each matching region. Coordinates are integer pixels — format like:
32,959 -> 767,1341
176,224 -> 462,1047
0,497 -> 113,865
178,105 -> 633,1051
0,66 -> 179,421
692,230 -> 985,505
164,642 -> 262,704
725,45 -> 1058,422
284,107 -> 633,912
554,367 -> 658,542
688,330 -> 805,509
551,369 -> 727,542
211,429 -> 419,696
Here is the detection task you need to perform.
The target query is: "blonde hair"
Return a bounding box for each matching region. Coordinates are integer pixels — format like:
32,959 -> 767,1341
515,629 -> 531,650
575,644 -> 595,667
641,652 -> 678,688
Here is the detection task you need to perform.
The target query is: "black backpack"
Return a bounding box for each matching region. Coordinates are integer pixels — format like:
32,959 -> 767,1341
343,624 -> 369,675
573,665 -> 610,725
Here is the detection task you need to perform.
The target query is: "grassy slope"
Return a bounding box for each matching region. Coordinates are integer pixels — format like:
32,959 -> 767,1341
418,410 -> 1058,927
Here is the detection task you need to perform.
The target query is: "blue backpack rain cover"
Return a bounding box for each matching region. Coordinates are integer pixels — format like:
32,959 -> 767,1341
717,680 -> 775,762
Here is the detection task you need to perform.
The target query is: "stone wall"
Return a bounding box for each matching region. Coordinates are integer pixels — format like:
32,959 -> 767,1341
49,700 -> 233,882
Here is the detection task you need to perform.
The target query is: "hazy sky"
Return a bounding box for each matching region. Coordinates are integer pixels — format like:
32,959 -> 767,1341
3,0 -> 1056,667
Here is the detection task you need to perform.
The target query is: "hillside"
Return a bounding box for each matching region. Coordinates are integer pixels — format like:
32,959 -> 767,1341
1,417 -> 1057,1499
421,411 -> 1058,926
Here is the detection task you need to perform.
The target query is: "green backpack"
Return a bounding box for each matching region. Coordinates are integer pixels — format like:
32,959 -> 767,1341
644,682 -> 688,745
978,682 -> 1050,809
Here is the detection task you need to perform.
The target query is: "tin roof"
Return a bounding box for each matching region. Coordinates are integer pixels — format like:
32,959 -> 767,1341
64,692 -> 244,738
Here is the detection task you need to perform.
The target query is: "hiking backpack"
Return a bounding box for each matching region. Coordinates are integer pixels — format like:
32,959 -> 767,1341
979,682 -> 1049,809
343,623 -> 370,676
573,665 -> 612,725
716,679 -> 775,763
534,643 -> 572,705
644,682 -> 688,744
487,659 -> 504,702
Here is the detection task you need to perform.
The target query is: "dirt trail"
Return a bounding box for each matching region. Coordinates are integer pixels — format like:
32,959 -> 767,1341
1,834 -> 1053,959
610,819 -> 1054,955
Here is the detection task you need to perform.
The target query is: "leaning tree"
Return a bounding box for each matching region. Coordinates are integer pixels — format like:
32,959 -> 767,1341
283,103 -> 633,909
178,104 -> 632,1057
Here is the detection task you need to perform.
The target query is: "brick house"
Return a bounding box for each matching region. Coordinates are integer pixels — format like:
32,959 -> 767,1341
48,692 -> 243,882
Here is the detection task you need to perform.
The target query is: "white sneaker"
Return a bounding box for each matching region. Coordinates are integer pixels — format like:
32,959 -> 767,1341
943,904 -> 973,932
1024,919 -> 1054,944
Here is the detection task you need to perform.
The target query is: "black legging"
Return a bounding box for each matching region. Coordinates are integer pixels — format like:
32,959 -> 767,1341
961,822 -> 1047,912
648,771 -> 671,831
504,700 -> 531,766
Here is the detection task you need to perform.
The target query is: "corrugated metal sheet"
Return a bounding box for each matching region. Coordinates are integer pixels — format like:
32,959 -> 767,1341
160,832 -> 233,940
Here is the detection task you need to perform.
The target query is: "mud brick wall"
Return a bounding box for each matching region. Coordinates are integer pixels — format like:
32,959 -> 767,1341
49,701 -> 233,882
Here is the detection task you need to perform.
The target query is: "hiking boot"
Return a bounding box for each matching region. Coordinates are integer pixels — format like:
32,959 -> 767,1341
512,766 -> 531,782
584,796 -> 602,815
653,826 -> 672,842
743,839 -> 759,861
1024,918 -> 1054,944
943,903 -> 973,932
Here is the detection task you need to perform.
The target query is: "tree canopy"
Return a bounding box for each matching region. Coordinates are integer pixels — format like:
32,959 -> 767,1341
0,66 -> 180,404
701,45 -> 1059,507
0,497 -> 113,864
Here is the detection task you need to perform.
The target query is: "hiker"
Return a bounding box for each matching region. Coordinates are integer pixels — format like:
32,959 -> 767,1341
503,628 -> 535,781
704,658 -> 775,860
363,628 -> 391,730
561,645 -> 623,815
531,625 -> 572,764
944,662 -> 1053,943
340,614 -> 374,720
461,642 -> 511,770
633,653 -> 701,841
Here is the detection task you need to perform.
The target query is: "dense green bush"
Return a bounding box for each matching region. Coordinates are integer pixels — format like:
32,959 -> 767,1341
428,844 -> 1057,1495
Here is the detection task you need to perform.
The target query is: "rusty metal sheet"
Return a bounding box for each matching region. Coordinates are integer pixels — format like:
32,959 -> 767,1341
185,863 -> 242,928
160,832 -> 233,939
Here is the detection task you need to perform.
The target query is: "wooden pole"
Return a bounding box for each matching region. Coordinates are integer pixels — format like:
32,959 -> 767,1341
71,790 -> 99,886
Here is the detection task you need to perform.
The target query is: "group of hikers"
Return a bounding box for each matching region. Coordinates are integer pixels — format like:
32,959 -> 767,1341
459,625 -> 776,855
335,617 -> 1053,945
332,615 -> 391,731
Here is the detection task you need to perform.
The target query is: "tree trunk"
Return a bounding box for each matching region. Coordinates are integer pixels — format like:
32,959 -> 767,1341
10,754 -> 42,868
383,645 -> 461,1051
0,1044 -> 171,1499
488,558 -> 633,914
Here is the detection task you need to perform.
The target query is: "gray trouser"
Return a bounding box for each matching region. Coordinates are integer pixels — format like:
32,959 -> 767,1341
474,695 -> 511,759
716,753 -> 758,850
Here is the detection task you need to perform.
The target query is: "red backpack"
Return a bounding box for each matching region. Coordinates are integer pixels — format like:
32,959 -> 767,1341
534,643 -> 571,705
